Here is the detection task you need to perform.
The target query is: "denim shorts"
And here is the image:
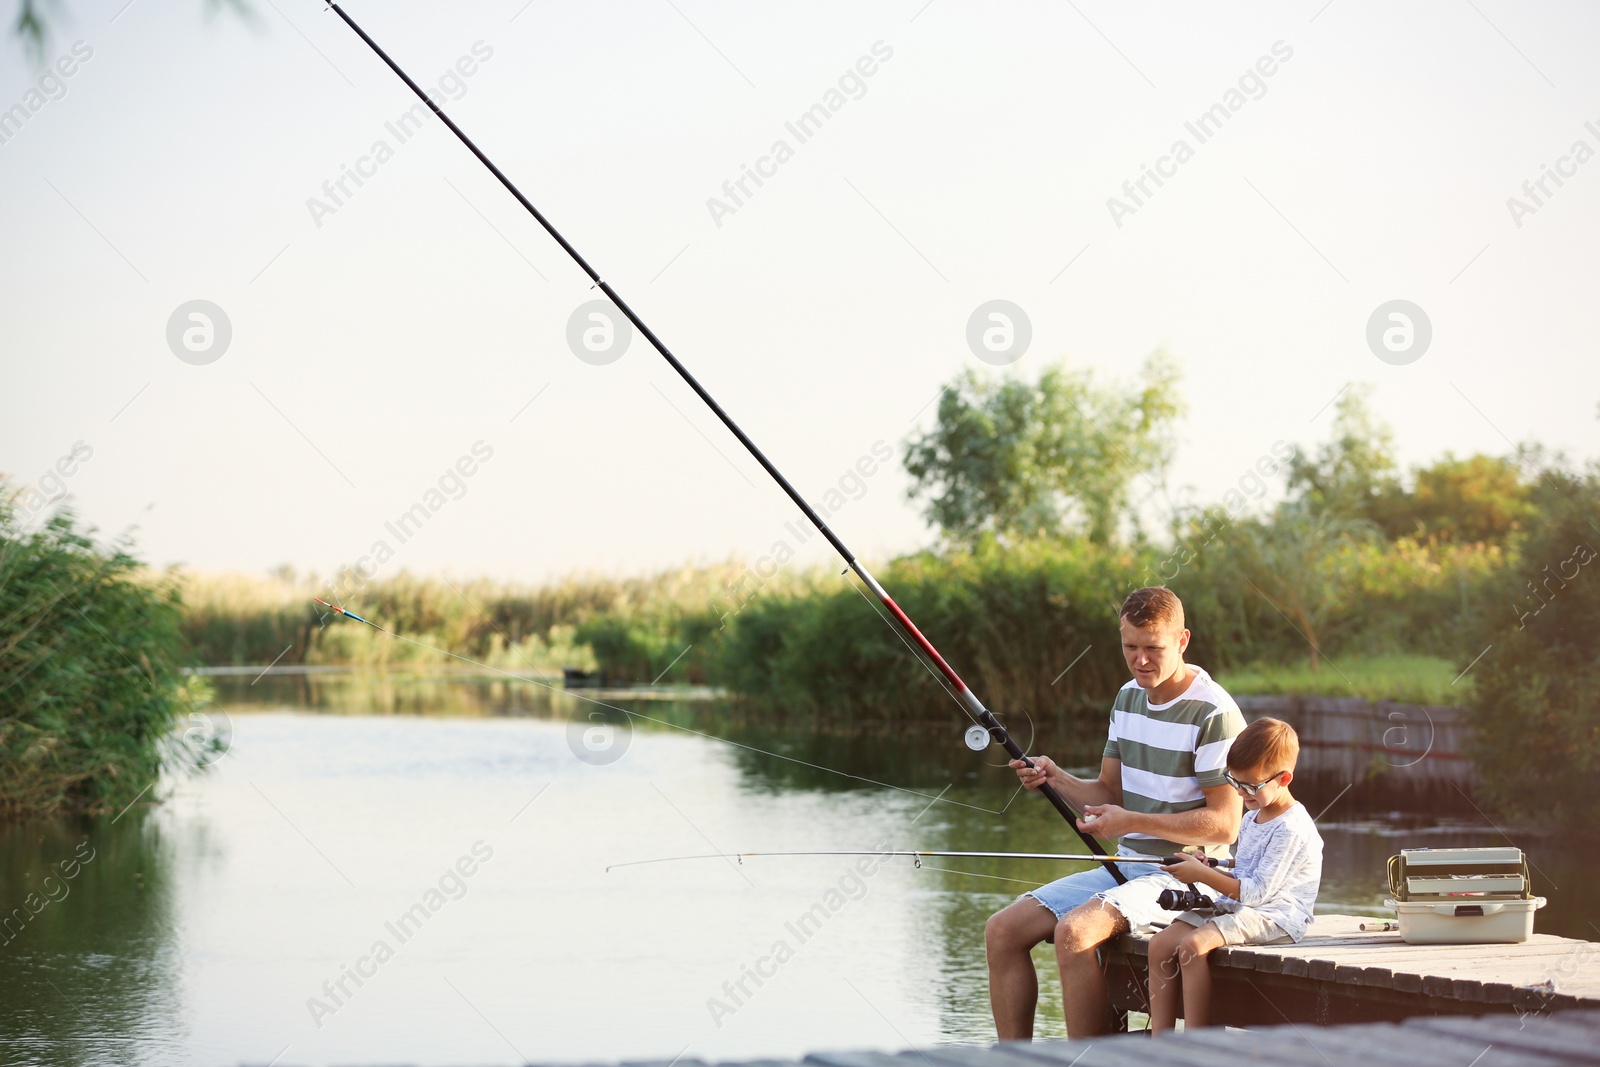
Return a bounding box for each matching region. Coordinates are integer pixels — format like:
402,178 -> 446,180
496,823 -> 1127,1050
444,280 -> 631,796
1021,850 -> 1189,933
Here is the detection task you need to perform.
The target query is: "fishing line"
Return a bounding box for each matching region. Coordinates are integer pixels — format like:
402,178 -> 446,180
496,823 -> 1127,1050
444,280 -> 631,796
605,849 -> 1229,873
311,600 -> 1026,816
910,863 -> 1058,889
323,1 -> 1123,880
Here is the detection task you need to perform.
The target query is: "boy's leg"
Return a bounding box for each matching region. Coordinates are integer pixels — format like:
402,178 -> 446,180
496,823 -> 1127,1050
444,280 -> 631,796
1175,921 -> 1227,1030
985,895 -> 1058,1040
1054,897 -> 1129,1038
1146,918 -> 1200,1035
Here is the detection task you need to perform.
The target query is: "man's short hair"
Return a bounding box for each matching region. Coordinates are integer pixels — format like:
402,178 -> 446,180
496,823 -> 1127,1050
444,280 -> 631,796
1228,717 -> 1300,774
1119,586 -> 1184,632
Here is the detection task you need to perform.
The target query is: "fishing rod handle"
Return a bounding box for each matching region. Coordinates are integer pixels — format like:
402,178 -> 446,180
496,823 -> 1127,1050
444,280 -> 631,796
1162,854 -> 1231,868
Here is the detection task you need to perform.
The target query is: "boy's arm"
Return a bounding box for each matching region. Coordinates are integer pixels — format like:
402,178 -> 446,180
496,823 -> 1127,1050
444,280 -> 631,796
1162,853 -> 1241,898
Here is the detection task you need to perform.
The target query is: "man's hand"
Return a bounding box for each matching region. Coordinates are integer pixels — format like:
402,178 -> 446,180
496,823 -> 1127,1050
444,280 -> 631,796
1010,755 -> 1057,792
1077,803 -> 1134,838
1159,852 -> 1212,884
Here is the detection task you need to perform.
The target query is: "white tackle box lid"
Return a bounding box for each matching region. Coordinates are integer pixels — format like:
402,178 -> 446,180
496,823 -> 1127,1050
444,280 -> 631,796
1396,846 -> 1523,866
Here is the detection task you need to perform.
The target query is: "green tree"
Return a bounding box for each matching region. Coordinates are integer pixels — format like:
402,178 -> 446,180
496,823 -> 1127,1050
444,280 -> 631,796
1466,465 -> 1600,828
903,352 -> 1183,546
1219,504 -> 1376,672
1287,384 -> 1400,521
1370,453 -> 1534,544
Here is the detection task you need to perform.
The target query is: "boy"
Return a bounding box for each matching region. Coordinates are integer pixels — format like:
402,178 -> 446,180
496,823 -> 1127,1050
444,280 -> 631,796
1148,716 -> 1323,1034
987,586 -> 1246,1039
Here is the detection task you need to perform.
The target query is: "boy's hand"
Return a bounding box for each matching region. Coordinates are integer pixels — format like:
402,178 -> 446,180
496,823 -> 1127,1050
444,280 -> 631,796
1010,755 -> 1056,792
1160,852 -> 1211,883
1078,803 -> 1132,837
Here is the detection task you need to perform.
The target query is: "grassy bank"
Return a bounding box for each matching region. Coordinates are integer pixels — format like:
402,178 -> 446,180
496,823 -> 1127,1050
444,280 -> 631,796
1215,655 -> 1464,705
177,530 -> 1503,718
172,561 -> 824,681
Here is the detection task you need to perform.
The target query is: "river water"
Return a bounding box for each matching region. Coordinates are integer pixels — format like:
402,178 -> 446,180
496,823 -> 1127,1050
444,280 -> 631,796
0,672 -> 1585,1066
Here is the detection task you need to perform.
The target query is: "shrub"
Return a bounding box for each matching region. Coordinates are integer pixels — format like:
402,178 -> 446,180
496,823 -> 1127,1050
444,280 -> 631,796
0,494 -> 210,820
1465,467 -> 1600,828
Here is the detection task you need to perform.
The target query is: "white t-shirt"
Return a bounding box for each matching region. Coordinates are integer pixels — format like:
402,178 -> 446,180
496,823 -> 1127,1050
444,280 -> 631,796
1213,800 -> 1323,941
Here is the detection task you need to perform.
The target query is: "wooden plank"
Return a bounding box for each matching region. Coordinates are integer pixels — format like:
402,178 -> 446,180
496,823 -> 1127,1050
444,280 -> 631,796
910,1046 -> 1078,1067
908,1043 -> 1081,1067
1404,1013 -> 1600,1062
1217,938 -> 1580,967
1092,1036 -> 1246,1067
803,1052 -> 909,1067
1217,943 -> 1592,985
1108,913 -> 1600,1020
1312,1023 -> 1573,1067
1001,1038 -> 1161,1067
1354,965 -> 1397,989
1176,1029 -> 1388,1067
1176,1022 -> 1569,1067
1514,1013 -> 1600,1046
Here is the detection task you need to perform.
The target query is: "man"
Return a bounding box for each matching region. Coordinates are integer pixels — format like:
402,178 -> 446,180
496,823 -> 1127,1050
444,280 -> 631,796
984,586 -> 1246,1039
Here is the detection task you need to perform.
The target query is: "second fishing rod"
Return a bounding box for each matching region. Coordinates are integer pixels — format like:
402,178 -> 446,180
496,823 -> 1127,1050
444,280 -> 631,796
322,2 -> 1123,882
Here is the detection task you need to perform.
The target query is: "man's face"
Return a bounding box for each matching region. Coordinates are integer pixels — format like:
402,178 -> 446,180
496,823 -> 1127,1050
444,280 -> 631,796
1119,618 -> 1188,690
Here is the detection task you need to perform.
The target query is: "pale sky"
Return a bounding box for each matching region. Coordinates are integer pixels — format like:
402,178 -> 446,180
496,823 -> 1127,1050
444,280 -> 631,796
2,0 -> 1596,584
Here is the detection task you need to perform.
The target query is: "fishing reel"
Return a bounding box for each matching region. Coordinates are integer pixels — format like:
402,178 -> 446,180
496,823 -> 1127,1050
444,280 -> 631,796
964,724 -> 1001,751
963,714 -> 1019,752
1156,884 -> 1216,912
1155,852 -> 1220,912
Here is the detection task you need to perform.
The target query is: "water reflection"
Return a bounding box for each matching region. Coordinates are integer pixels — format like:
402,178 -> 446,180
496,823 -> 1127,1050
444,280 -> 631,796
216,669 -> 1591,939
0,812 -> 184,1067
0,671 -> 1582,1065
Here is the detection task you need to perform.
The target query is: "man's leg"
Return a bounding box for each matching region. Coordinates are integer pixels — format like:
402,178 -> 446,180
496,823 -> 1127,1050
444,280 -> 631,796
984,896 -> 1059,1040
1054,898 -> 1129,1038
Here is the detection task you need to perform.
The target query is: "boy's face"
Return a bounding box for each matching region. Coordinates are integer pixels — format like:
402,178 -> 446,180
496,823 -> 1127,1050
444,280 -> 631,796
1226,762 -> 1289,812
1119,618 -> 1188,691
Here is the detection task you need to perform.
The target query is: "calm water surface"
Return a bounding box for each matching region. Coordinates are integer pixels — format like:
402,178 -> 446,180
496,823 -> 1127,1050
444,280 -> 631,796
0,673 -> 1585,1066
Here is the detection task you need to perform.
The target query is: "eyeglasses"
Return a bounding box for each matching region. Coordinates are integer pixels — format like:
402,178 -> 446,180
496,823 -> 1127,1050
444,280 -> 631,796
1224,769 -> 1285,797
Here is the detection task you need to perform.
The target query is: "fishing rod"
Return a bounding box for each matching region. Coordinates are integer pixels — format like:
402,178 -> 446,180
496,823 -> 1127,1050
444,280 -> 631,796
322,2 -> 1123,882
607,850 -> 1234,873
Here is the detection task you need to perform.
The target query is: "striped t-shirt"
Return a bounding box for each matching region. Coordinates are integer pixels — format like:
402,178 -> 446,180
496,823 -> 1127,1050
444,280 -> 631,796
1102,666 -> 1246,859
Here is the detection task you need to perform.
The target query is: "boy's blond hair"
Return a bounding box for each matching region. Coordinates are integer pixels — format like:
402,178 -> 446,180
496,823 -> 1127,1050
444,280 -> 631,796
1228,717 -> 1299,774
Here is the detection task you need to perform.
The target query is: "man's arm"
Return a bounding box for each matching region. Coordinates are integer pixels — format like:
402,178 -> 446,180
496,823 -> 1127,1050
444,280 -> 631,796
1078,782 -> 1242,847
1012,755 -> 1122,811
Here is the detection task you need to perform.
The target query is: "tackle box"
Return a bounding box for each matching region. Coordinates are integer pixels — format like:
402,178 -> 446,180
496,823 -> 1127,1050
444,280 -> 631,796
1383,846 -> 1546,944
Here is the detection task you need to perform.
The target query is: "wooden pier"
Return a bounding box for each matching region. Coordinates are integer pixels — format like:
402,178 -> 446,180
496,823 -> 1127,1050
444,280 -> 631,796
793,1008 -> 1600,1067
537,924 -> 1600,1067
1103,913 -> 1600,1028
